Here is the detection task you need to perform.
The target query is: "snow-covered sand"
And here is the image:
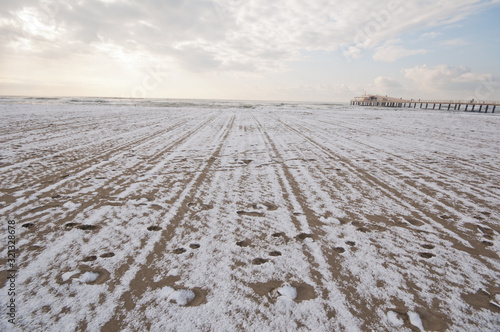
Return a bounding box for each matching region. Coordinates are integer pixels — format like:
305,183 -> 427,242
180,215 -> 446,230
1,98 -> 499,331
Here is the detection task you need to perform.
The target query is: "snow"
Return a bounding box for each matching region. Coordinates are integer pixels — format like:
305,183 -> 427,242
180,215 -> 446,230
78,272 -> 99,283
63,201 -> 81,209
408,311 -> 425,331
276,284 -> 297,300
0,97 -> 499,331
160,286 -> 196,306
492,294 -> 500,309
61,272 -> 76,282
387,310 -> 404,327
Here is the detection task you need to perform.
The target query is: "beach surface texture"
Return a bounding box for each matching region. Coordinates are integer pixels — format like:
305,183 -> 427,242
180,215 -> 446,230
1,97 -> 499,331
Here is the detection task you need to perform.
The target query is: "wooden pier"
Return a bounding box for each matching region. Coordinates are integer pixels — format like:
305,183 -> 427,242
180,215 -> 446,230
350,95 -> 499,113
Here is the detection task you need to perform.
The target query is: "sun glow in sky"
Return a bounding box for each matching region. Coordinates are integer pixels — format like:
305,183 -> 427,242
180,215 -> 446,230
1,0 -> 499,101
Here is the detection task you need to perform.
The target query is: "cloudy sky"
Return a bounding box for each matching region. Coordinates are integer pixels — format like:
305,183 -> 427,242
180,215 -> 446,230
1,0 -> 499,101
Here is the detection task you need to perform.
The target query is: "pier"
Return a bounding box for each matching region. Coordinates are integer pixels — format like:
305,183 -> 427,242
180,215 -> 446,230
350,95 -> 499,113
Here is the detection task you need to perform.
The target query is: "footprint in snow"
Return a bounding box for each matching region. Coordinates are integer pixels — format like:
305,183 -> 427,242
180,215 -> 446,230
64,223 -> 99,231
236,210 -> 265,217
477,225 -> 494,239
64,222 -> 99,231
250,281 -> 317,303
82,255 -> 97,262
271,232 -> 287,239
296,233 -> 313,241
59,267 -> 110,285
387,309 -> 426,331
187,201 -> 213,212
252,258 -> 269,265
65,222 -> 79,229
76,224 -> 99,231
236,240 -> 251,247
419,252 -> 435,259
237,203 -> 278,217
159,286 -> 206,306
250,203 -> 278,211
269,284 -> 297,300
160,286 -> 195,306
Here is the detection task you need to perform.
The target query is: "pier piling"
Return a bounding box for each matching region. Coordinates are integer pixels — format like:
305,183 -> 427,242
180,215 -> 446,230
350,95 -> 499,114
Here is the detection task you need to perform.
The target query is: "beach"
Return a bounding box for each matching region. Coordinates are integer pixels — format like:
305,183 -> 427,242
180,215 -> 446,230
1,97 -> 499,331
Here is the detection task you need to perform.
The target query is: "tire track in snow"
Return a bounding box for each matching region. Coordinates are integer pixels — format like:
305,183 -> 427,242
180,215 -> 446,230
110,111 -> 303,331
3,113 -> 219,264
3,105 -> 499,331
3,113 -> 226,331
283,116 -> 499,232
265,112 -> 500,331
251,113 -> 361,331
0,114 -> 189,188
0,106 -> 186,170
0,113 -> 214,218
0,117 -> 186,198
315,110 -> 500,179
259,117 -> 453,328
98,114 -> 235,331
272,116 -> 499,270
338,109 -> 500,171
254,113 -> 399,331
291,114 -> 500,202
220,112 -> 334,330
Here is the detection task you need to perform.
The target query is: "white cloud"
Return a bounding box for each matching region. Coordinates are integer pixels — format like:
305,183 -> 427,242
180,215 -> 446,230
404,64 -> 485,88
421,31 -> 441,39
374,76 -> 402,88
372,40 -> 428,62
0,0 -> 496,74
366,76 -> 405,96
0,0 -> 499,100
441,38 -> 468,46
403,64 -> 500,100
342,46 -> 362,59
452,72 -> 492,82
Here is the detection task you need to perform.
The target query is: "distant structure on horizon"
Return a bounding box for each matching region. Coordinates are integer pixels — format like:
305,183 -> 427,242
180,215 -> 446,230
350,94 -> 498,113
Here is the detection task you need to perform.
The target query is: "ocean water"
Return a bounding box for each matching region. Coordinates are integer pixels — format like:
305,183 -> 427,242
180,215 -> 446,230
0,95 -> 346,110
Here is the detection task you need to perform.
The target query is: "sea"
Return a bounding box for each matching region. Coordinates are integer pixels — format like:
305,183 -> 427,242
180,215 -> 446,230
0,96 -> 347,110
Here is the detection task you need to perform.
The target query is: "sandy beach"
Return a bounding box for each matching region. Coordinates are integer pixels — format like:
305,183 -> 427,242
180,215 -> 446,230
1,99 -> 499,331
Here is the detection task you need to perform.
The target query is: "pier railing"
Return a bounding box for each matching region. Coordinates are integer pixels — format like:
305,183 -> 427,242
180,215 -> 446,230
350,97 -> 499,113
410,100 -> 499,105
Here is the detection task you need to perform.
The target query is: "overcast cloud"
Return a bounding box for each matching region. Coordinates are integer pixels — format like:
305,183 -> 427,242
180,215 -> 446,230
1,0 -> 499,101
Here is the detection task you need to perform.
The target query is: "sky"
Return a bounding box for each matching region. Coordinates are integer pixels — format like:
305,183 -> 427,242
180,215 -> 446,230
0,0 -> 499,102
